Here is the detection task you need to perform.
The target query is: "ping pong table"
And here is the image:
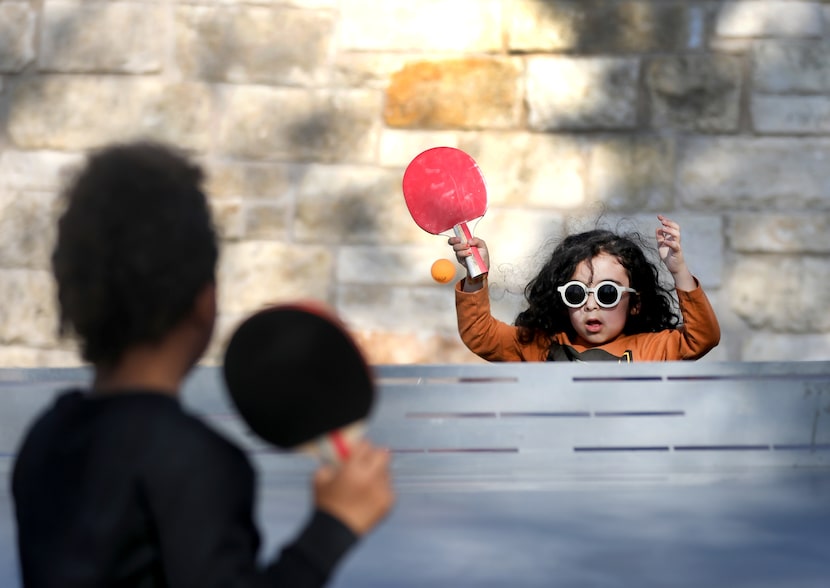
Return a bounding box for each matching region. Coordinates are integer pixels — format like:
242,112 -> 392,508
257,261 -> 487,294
2,361 -> 829,587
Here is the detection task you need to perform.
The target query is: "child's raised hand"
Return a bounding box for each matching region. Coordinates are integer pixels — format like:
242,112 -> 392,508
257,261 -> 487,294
656,215 -> 683,269
447,236 -> 490,276
656,215 -> 696,291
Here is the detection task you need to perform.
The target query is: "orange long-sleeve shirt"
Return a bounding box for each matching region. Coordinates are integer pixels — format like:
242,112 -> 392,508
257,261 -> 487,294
455,279 -> 720,362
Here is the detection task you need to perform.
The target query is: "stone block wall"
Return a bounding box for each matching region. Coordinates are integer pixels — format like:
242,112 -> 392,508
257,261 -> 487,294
1,0 -> 830,366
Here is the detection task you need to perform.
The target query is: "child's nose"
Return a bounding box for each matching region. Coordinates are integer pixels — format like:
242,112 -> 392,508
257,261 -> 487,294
584,292 -> 599,310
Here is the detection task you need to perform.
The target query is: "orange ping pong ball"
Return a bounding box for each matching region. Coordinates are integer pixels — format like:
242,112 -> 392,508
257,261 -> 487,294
431,259 -> 456,284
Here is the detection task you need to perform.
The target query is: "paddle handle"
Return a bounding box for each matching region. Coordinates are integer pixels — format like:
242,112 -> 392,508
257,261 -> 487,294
303,422 -> 367,465
453,222 -> 488,279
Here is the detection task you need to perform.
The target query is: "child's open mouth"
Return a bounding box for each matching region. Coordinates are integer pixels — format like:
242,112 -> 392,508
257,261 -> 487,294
585,319 -> 603,333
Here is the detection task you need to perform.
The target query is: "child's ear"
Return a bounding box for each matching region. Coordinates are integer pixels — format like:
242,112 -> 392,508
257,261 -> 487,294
629,300 -> 641,316
192,282 -> 217,329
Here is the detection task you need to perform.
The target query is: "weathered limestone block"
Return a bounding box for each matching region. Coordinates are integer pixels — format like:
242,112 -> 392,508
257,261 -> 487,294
0,270 -> 59,347
697,287 -> 742,354
218,86 -> 381,162
242,202 -> 290,240
584,1 -> 690,53
505,0 -> 583,51
384,59 -> 523,130
715,1 -> 823,38
456,133 -> 587,208
0,150 -> 82,192
0,189 -> 60,270
678,138 -> 830,209
337,244 -> 457,286
334,52 -> 428,90
378,129 -> 461,167
708,37 -> 755,54
646,55 -> 742,132
587,135 -> 675,212
337,284 -> 458,336
0,151 -> 81,278
176,4 -> 334,85
753,40 -> 830,93
752,95 -> 830,134
351,331 -> 482,365
692,289 -> 730,362
204,161 -> 296,239
728,213 -> 830,253
293,165 -> 422,244
727,255 -> 830,332
205,161 -> 298,200
8,78 -> 213,151
0,2 -> 35,72
526,56 -> 639,130
217,241 -> 334,315
209,199 -> 244,241
286,0 -> 338,7
339,0 -> 502,52
742,333 -> 830,362
0,346 -> 80,368
509,0 -> 689,53
40,1 -> 162,73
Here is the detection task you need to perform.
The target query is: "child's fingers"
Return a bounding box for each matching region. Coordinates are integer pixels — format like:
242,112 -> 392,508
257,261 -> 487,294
658,215 -> 681,234
657,227 -> 679,242
656,218 -> 681,246
448,236 -> 474,248
449,237 -> 483,250
657,229 -> 681,254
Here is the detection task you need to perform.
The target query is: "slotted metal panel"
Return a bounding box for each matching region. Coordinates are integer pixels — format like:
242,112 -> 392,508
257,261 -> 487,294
368,362 -> 830,480
1,362 -> 829,587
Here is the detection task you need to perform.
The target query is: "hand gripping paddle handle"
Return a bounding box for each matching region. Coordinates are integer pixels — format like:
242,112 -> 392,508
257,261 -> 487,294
453,222 -> 488,279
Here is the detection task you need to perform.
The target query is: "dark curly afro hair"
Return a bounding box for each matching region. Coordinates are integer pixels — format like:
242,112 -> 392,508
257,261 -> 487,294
52,141 -> 218,367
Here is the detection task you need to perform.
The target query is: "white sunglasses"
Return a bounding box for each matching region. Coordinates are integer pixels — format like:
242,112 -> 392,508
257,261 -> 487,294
557,280 -> 638,309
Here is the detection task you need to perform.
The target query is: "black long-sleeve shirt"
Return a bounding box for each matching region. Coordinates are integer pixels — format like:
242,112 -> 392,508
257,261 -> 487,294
11,390 -> 357,588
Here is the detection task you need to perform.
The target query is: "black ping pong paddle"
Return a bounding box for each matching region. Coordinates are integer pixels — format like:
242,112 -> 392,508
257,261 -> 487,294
222,303 -> 374,463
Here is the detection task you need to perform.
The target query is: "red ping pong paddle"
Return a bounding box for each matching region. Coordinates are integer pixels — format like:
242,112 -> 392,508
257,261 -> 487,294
402,147 -> 489,279
222,303 -> 374,464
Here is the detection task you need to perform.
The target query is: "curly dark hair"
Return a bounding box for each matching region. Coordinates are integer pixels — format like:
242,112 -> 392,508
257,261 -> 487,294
515,229 -> 680,346
52,141 -> 218,367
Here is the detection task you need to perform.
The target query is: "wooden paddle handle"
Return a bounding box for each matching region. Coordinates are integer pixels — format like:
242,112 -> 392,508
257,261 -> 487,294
453,223 -> 488,279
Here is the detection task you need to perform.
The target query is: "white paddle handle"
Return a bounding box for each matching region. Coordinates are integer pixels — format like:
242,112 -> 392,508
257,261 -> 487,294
453,223 -> 488,279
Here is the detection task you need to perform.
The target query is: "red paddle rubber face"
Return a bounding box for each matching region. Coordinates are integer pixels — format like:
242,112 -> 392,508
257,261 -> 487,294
402,147 -> 490,278
222,304 -> 375,452
402,147 -> 487,235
